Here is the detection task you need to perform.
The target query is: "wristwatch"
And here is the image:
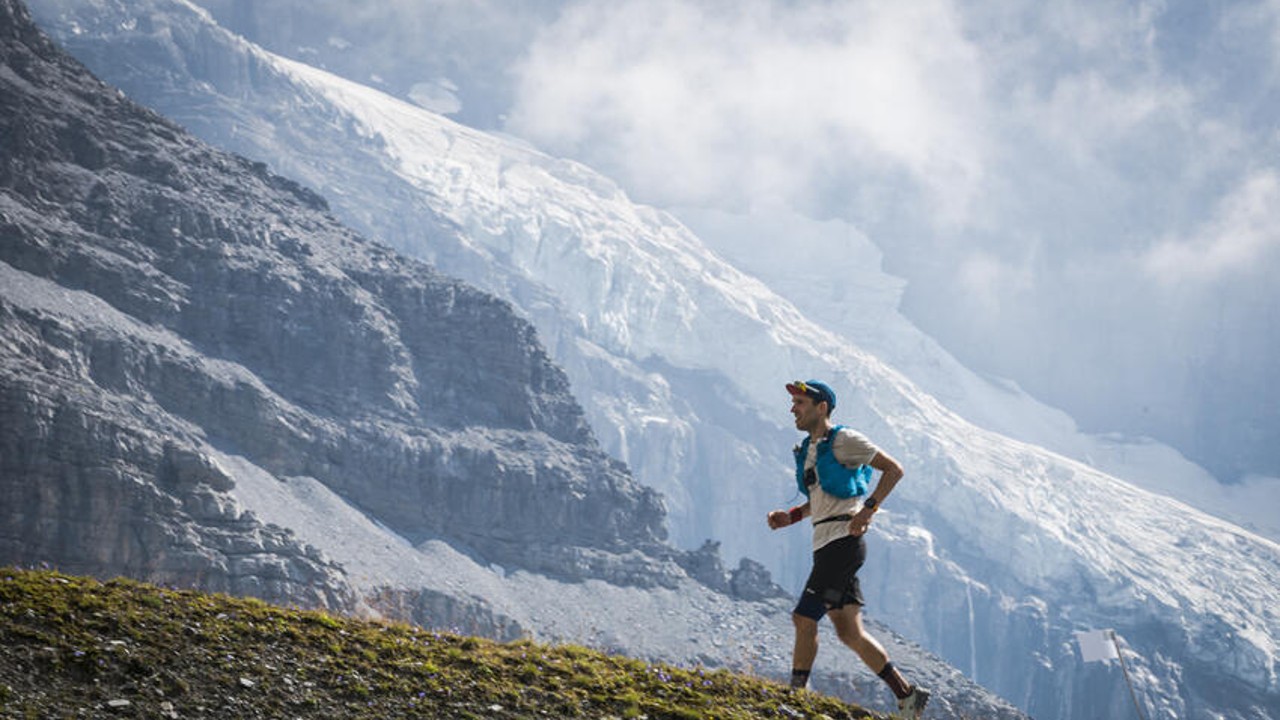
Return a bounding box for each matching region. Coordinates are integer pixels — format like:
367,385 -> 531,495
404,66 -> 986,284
863,496 -> 879,512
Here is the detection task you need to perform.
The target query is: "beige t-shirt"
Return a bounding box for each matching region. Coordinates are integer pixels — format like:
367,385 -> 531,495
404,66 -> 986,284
804,427 -> 879,551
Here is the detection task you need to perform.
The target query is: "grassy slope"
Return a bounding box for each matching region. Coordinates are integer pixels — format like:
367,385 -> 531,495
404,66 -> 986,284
0,568 -> 880,719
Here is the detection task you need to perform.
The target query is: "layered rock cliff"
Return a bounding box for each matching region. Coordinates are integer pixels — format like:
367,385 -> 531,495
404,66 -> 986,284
0,0 -> 686,611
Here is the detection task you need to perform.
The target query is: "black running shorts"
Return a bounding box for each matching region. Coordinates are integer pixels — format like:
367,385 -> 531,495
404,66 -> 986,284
793,534 -> 866,620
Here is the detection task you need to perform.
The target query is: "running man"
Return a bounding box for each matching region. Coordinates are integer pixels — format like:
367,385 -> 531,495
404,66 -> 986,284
768,379 -> 930,718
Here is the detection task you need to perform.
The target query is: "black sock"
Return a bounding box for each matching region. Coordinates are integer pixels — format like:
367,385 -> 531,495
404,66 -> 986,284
877,661 -> 913,700
790,668 -> 811,689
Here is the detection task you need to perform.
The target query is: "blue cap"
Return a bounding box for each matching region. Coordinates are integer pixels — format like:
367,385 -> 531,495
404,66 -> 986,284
786,379 -> 836,410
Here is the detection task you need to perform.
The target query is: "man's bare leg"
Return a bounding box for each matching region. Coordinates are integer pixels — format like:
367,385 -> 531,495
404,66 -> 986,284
828,604 -> 914,700
827,604 -> 888,670
790,613 -> 820,688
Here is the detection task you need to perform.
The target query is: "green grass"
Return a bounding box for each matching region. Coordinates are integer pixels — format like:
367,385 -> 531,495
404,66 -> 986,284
0,567 -> 880,719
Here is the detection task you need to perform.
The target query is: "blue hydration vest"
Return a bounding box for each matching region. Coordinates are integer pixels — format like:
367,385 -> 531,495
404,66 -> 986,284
794,425 -> 872,499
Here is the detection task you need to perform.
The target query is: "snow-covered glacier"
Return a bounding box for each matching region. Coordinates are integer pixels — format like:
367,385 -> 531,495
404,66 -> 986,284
28,1 -> 1280,718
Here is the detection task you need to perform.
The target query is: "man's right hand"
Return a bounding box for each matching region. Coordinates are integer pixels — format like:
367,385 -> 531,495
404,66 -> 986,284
767,510 -> 791,530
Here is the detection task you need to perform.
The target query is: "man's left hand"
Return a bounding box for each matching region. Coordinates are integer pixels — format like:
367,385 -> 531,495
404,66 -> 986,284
848,507 -> 875,537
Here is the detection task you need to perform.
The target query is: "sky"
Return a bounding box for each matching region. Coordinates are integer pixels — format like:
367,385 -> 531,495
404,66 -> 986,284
197,0 -> 1280,483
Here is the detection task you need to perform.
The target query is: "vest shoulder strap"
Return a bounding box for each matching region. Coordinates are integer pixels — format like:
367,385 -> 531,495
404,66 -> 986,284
825,424 -> 844,444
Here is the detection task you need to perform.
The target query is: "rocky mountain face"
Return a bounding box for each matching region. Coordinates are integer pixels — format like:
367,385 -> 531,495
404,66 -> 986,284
0,0 -> 734,617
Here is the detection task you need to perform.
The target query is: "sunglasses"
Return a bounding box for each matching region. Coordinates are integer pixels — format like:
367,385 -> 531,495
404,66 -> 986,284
790,381 -> 827,402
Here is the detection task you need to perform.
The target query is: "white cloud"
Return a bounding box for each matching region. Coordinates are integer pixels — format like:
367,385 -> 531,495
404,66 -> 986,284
506,0 -> 988,220
1033,70 -> 1191,164
1142,170 -> 1280,283
956,250 -> 1035,314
